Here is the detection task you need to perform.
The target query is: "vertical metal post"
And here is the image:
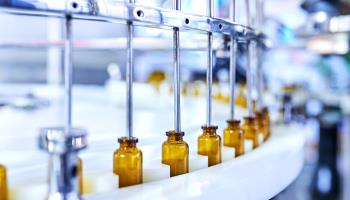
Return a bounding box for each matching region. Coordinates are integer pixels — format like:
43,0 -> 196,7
64,15 -> 73,135
245,0 -> 254,117
246,42 -> 253,117
173,0 -> 181,132
127,0 -> 135,139
206,0 -> 214,126
245,0 -> 251,27
256,0 -> 264,111
256,45 -> 263,111
39,14 -> 87,200
229,0 -> 237,120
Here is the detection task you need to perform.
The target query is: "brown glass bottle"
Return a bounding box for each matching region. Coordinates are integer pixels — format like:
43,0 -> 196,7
242,117 -> 259,149
113,137 -> 143,187
223,120 -> 244,157
235,84 -> 247,108
0,164 -> 7,200
78,158 -> 83,194
162,131 -> 189,177
262,107 -> 271,140
198,126 -> 222,166
255,111 -> 269,142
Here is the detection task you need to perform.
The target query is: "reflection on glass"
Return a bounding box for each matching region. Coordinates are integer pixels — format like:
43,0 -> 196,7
0,164 -> 7,200
242,117 -> 259,149
223,120 -> 244,157
162,131 -> 189,177
198,126 -> 222,166
113,137 -> 143,187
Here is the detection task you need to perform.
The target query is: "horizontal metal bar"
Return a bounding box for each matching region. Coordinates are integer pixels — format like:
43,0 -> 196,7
0,1 -> 261,40
0,37 -> 225,50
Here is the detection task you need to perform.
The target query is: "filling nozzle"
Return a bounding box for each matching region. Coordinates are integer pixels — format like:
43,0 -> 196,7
38,127 -> 88,200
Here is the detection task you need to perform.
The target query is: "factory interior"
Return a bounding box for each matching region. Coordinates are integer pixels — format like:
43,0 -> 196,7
0,0 -> 350,199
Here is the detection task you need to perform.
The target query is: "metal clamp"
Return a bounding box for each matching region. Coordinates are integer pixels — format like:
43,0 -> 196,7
38,127 -> 87,200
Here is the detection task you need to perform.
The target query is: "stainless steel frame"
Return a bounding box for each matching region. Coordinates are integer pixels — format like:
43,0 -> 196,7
0,1 -> 259,41
3,0 -> 267,199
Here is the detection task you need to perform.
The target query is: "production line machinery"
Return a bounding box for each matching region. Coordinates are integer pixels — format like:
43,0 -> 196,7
0,0 -> 306,200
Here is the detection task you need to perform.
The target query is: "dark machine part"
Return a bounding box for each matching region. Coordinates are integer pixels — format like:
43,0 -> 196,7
192,43 -> 247,83
310,110 -> 341,200
282,94 -> 293,124
301,0 -> 340,15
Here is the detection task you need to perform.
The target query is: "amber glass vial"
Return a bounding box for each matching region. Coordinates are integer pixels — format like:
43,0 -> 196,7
113,137 -> 143,187
255,111 -> 269,141
162,131 -> 189,177
242,117 -> 259,149
78,158 -> 83,194
223,120 -> 245,157
198,126 -> 222,166
262,107 -> 271,140
235,86 -> 247,108
0,164 -> 7,200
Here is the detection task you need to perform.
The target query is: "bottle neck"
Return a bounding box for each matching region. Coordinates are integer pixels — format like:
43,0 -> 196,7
227,120 -> 240,129
118,137 -> 138,149
119,142 -> 137,149
166,131 -> 185,142
167,134 -> 183,142
202,126 -> 218,136
255,112 -> 263,120
243,117 -> 256,126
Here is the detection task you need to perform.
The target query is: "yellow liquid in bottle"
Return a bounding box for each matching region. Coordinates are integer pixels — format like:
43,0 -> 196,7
198,126 -> 222,167
78,158 -> 83,194
242,117 -> 259,149
181,85 -> 188,96
162,131 -> 189,177
0,164 -> 7,200
147,71 -> 166,93
113,137 -> 143,188
262,107 -> 271,140
255,111 -> 268,142
235,86 -> 247,108
223,120 -> 245,157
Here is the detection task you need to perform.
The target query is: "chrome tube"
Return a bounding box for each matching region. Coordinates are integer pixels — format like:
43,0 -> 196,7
64,15 -> 73,135
206,0 -> 214,126
229,0 -> 237,120
173,0 -> 181,132
126,0 -> 135,138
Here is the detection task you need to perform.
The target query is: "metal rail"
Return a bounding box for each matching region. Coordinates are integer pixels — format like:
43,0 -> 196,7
0,1 -> 259,40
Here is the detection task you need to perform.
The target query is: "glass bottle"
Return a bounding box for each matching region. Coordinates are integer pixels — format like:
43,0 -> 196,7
255,111 -> 268,142
0,164 -> 7,200
223,120 -> 244,157
235,84 -> 247,108
113,137 -> 143,188
198,126 -> 222,166
262,107 -> 271,140
242,117 -> 259,149
78,158 -> 83,194
147,70 -> 166,93
162,131 -> 189,177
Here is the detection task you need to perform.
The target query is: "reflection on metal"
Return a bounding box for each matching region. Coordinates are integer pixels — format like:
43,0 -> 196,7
0,38 -> 224,50
0,1 -> 257,40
